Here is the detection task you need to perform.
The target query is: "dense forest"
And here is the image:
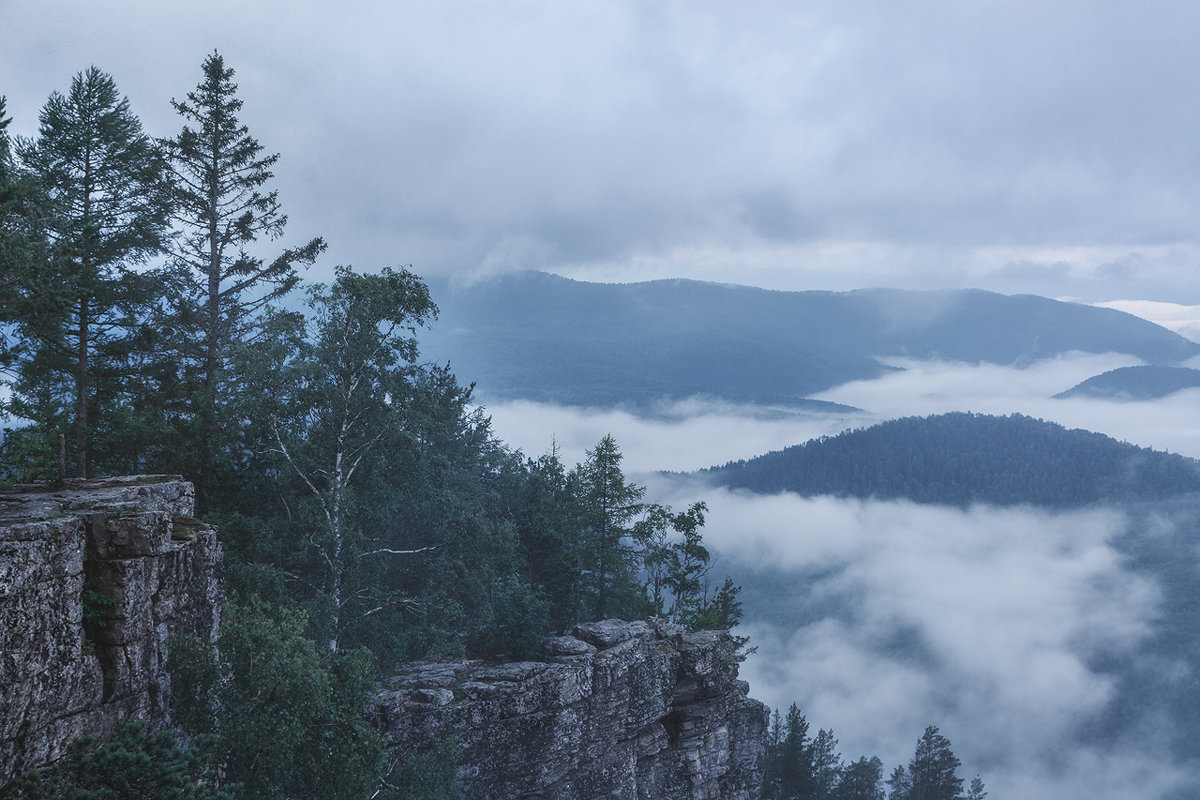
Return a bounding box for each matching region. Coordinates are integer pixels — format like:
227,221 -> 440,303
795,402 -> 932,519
417,270 -> 1199,409
1054,364 -> 1200,401
0,55 -> 1000,800
0,57 -> 747,799
761,711 -> 987,800
702,412 -> 1200,507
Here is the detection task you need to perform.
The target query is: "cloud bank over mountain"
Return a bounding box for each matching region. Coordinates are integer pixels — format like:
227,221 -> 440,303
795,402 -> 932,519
483,355 -> 1200,800
7,2 -> 1200,301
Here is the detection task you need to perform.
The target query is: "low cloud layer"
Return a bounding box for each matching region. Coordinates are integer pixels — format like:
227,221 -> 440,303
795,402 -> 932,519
481,353 -> 1200,799
643,483 -> 1190,800
814,354 -> 1200,459
484,352 -> 1200,473
1094,300 -> 1200,343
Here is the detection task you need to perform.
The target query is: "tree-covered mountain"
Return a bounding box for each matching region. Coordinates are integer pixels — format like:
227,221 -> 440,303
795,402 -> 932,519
700,412 -> 1200,507
419,271 -> 1200,408
1054,365 -> 1200,400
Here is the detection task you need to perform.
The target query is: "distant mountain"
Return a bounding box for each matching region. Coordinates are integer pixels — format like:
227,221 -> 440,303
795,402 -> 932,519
1054,365 -> 1200,400
419,272 -> 1200,408
699,412 -> 1200,507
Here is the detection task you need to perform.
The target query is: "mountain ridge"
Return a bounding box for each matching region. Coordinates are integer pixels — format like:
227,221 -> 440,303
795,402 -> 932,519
697,411 -> 1200,508
420,271 -> 1199,408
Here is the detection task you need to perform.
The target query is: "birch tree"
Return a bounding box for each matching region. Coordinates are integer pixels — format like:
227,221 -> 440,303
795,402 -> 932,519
263,266 -> 435,652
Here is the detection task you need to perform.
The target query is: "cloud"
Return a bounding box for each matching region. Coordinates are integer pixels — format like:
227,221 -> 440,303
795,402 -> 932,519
481,397 -> 872,474
1093,300 -> 1200,343
645,481 -> 1188,800
480,354 -> 1200,799
484,353 -> 1200,481
813,355 -> 1200,459
7,2 -> 1200,299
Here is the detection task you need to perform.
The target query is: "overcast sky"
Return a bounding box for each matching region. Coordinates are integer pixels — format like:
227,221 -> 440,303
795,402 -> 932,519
6,1 -> 1200,301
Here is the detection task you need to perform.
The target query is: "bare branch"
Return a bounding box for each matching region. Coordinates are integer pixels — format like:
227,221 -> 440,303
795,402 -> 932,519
358,544 -> 441,558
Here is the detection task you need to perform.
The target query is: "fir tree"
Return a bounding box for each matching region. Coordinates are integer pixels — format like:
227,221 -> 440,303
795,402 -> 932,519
906,726 -> 963,800
13,67 -> 170,477
162,51 -> 324,499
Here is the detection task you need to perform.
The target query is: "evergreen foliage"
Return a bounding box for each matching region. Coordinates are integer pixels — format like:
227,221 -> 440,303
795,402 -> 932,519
166,597 -> 384,800
705,411 -> 1200,507
0,56 -> 1010,800
4,720 -> 232,800
160,51 -> 324,499
10,67 -> 171,478
761,711 -> 982,800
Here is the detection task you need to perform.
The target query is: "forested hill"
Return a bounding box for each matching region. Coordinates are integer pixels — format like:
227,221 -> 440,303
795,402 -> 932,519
1055,365 -> 1200,400
419,271 -> 1200,408
700,413 -> 1200,507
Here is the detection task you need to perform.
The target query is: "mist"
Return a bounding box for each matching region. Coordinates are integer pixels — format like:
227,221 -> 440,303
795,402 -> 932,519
476,352 -> 1200,799
482,351 -> 1200,472
646,480 -> 1195,800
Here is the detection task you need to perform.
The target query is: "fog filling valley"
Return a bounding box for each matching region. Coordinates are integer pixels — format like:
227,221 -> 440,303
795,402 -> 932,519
480,350 -> 1200,800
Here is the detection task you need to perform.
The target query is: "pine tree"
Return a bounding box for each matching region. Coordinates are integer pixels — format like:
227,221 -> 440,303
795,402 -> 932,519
517,442 -> 583,631
574,434 -> 645,620
886,764 -> 911,800
906,726 -> 963,800
835,756 -> 885,800
774,703 -> 815,799
964,775 -> 987,800
811,728 -> 844,800
13,67 -> 170,477
0,95 -> 45,420
162,51 -> 324,499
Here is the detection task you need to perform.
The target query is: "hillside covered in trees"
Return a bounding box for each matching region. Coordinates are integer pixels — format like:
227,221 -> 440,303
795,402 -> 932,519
1054,364 -> 1200,401
701,412 -> 1200,507
0,58 -> 748,800
419,271 -> 1200,409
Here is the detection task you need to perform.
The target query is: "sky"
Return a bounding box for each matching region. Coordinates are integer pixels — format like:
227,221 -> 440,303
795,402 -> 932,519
6,1 -> 1200,302
7,5 -> 1200,797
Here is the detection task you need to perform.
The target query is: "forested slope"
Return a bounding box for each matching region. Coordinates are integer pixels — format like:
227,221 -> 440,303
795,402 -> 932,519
420,272 -> 1200,407
701,412 -> 1200,507
1055,365 -> 1200,400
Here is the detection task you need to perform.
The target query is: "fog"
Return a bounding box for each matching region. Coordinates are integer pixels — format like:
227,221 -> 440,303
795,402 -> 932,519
643,482 -> 1194,800
478,352 -> 1200,799
483,351 -> 1200,472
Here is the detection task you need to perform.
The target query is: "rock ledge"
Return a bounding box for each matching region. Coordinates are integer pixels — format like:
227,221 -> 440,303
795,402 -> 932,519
374,618 -> 768,800
0,476 -> 223,786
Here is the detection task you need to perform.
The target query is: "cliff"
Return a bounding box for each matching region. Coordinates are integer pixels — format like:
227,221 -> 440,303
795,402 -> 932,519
0,476 -> 223,786
0,478 -> 766,799
374,618 -> 768,800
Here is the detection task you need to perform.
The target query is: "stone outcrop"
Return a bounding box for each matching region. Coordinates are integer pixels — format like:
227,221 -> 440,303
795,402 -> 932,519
0,476 -> 223,786
374,618 -> 768,800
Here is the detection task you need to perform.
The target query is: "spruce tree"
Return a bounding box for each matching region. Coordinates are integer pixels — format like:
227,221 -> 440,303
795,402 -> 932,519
162,51 -> 324,498
13,67 -> 170,477
835,756 -> 885,800
574,434 -> 645,620
906,726 -> 963,800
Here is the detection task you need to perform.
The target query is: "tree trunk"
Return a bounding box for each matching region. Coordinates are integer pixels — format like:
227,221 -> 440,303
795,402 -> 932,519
74,297 -> 88,478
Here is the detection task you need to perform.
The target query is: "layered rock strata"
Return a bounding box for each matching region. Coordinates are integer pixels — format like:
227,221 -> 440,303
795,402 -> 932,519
374,618 -> 768,800
0,476 -> 223,786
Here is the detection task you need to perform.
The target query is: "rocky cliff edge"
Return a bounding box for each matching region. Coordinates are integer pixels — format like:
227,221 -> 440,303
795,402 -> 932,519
374,618 -> 768,800
0,476 -> 223,786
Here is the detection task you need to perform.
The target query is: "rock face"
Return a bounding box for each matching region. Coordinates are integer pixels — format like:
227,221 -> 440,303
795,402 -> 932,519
374,618 -> 768,800
0,476 -> 223,786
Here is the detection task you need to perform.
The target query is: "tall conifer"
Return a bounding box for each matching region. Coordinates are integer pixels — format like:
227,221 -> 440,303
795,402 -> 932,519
14,68 -> 170,477
162,52 -> 324,497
